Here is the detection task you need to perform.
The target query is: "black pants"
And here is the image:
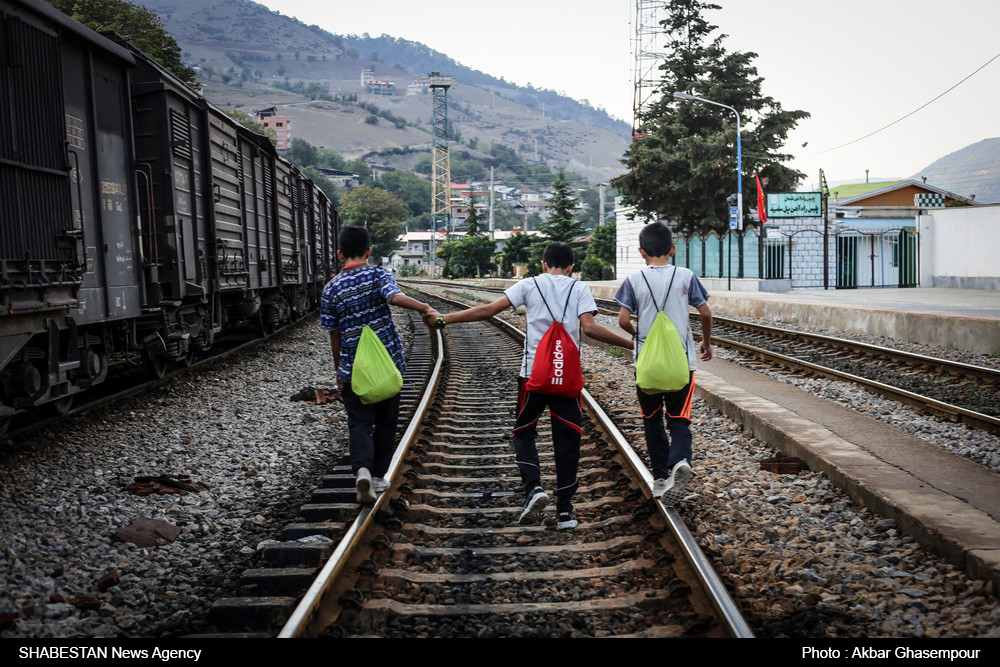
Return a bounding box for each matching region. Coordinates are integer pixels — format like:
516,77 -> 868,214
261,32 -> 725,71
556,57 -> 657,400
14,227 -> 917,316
636,372 -> 695,479
512,378 -> 583,512
341,382 -> 400,477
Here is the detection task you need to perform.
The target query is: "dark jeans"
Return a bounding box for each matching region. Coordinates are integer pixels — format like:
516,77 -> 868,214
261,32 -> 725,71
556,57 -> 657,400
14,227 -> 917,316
636,372 -> 695,479
341,382 -> 401,477
513,378 -> 583,512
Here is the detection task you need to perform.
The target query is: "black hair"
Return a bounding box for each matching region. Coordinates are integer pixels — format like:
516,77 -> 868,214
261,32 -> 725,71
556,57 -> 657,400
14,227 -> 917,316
339,226 -> 371,259
639,222 -> 673,257
542,242 -> 575,270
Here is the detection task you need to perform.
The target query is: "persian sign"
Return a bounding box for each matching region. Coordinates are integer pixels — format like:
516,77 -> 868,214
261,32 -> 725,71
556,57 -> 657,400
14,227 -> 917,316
766,192 -> 823,218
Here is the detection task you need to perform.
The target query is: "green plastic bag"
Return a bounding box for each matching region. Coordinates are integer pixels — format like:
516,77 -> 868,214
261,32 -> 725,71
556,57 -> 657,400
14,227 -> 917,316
351,325 -> 403,404
636,311 -> 690,393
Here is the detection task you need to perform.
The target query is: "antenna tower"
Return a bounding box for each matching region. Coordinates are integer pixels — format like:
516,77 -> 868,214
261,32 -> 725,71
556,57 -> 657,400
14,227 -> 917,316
428,72 -> 453,276
631,1 -> 668,138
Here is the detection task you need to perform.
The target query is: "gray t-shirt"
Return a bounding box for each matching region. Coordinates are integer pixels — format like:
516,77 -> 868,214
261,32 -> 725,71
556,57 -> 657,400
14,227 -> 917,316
505,274 -> 599,378
614,265 -> 709,371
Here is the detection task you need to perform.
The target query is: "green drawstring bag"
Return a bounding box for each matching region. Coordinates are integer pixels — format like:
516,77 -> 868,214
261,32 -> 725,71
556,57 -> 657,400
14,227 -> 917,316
635,268 -> 690,394
352,325 -> 403,404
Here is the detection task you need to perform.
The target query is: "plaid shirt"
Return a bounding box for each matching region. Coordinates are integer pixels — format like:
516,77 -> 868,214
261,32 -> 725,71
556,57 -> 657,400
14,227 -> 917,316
320,265 -> 404,383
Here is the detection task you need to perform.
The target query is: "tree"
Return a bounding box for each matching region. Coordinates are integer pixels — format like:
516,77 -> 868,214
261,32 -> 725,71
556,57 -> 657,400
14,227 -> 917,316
302,167 -> 341,208
589,221 -> 616,268
49,0 -> 197,88
501,232 -> 533,276
340,186 -> 408,260
381,170 -> 431,217
223,109 -> 276,145
464,192 -> 484,235
438,235 -> 495,278
538,170 -> 587,243
611,0 -> 808,234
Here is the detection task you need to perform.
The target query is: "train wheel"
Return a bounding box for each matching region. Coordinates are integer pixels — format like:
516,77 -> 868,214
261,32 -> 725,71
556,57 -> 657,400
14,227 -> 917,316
50,395 -> 74,416
0,417 -> 9,438
142,350 -> 168,379
177,349 -> 195,369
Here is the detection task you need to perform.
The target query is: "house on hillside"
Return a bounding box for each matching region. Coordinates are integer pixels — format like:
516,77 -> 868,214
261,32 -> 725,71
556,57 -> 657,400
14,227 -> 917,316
257,107 -> 291,150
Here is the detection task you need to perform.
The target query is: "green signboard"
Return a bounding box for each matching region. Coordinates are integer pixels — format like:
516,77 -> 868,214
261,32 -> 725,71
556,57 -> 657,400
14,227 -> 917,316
766,192 -> 823,218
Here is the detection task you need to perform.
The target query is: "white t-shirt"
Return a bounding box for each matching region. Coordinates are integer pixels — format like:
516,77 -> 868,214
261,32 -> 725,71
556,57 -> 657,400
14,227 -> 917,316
505,274 -> 599,378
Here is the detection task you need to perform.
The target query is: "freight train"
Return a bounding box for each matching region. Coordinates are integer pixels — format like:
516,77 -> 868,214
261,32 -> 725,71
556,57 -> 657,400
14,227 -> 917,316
0,0 -> 340,430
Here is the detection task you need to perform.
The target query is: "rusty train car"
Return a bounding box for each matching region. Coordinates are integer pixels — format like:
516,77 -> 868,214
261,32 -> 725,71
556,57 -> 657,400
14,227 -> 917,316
0,0 -> 339,427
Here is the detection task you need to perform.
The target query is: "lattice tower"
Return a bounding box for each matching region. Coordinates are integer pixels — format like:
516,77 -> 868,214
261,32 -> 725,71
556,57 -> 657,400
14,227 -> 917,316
632,0 -> 668,138
429,73 -> 453,246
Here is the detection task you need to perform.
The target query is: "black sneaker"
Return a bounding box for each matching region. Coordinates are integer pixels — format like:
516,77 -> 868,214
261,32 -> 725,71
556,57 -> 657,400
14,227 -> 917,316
557,511 -> 578,530
518,487 -> 549,525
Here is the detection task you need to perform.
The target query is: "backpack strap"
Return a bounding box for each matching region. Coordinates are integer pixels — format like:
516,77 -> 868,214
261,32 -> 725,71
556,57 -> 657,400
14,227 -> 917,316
560,279 -> 577,322
531,277 -> 557,320
639,266 -> 678,314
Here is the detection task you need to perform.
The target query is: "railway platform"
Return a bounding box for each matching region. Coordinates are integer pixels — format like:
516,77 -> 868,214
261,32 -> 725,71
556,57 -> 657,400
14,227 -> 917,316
479,280 -> 1000,355
697,355 -> 1000,590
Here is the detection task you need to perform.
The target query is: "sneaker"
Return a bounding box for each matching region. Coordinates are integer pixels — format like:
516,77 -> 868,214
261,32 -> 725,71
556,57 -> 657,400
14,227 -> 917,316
518,487 -> 549,525
660,460 -> 692,507
652,478 -> 668,498
557,511 -> 578,530
356,467 -> 376,505
372,477 -> 389,494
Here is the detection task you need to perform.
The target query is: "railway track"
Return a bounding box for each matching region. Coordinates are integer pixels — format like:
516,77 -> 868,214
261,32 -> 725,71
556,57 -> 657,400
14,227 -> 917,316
406,280 -> 1000,434
276,292 -> 751,638
2,317 -> 317,441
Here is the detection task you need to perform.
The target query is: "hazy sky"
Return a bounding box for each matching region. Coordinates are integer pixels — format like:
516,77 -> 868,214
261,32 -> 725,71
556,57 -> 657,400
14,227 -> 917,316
259,0 -> 1000,188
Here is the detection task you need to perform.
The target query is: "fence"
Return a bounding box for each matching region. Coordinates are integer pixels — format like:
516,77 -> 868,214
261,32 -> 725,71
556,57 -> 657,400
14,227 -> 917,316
671,225 -> 918,289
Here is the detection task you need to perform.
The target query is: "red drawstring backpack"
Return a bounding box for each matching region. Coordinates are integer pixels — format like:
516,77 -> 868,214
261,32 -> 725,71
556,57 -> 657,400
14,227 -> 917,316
525,278 -> 584,396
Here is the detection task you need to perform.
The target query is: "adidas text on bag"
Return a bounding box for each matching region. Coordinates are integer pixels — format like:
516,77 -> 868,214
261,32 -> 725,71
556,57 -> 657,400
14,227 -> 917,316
635,268 -> 690,394
524,278 -> 584,396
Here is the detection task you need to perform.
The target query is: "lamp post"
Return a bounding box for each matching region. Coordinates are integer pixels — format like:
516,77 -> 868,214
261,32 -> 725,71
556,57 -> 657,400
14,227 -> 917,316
672,91 -> 742,291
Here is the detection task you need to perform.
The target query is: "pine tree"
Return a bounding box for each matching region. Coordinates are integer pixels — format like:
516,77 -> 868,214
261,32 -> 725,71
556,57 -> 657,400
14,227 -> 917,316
539,171 -> 587,243
612,0 -> 808,234
464,191 -> 483,236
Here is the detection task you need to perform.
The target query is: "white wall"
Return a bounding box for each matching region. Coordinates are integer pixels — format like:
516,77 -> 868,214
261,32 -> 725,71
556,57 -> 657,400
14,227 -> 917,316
615,203 -> 654,279
919,205 -> 1000,290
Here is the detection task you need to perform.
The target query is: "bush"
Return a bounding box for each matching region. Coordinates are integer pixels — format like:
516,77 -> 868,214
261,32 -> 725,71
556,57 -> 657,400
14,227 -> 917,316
364,114 -> 380,125
581,256 -> 606,281
397,264 -> 422,277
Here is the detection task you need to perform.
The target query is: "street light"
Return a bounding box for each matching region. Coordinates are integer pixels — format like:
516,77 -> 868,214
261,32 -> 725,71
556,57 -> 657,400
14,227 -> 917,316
673,91 -> 742,291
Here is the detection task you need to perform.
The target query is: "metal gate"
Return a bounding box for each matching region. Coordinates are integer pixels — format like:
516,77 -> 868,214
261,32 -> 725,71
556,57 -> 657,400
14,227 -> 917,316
836,228 -> 918,289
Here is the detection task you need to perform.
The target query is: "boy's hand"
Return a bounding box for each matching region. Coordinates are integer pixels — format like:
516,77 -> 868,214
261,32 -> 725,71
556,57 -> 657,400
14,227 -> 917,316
700,341 -> 713,362
422,307 -> 440,328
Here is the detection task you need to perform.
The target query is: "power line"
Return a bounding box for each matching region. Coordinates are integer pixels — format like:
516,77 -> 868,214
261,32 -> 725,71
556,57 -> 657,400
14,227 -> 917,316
814,49 -> 1000,155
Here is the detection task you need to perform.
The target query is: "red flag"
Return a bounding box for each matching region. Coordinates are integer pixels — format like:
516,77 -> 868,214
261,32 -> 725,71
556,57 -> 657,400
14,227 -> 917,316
755,172 -> 768,224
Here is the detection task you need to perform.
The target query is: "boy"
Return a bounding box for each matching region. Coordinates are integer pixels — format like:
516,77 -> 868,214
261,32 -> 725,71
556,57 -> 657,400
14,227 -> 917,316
615,222 -> 712,506
441,243 -> 633,529
321,226 -> 439,505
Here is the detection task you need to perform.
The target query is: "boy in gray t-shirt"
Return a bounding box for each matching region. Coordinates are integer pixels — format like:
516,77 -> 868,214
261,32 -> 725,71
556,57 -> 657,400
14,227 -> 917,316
615,223 -> 713,506
441,243 -> 633,530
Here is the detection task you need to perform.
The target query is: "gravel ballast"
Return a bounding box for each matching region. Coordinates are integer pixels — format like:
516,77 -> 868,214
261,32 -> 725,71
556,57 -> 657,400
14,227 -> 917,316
0,313 -> 414,638
416,283 -> 1000,638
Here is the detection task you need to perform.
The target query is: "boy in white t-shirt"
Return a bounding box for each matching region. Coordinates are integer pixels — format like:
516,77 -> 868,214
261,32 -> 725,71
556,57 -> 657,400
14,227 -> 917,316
441,243 -> 633,529
615,222 -> 713,506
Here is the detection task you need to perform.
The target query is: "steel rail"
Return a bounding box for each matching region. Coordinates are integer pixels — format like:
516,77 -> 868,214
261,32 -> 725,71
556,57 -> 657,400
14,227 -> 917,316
404,279 -> 999,432
278,329 -> 444,638
705,333 -> 1000,434
405,285 -> 754,638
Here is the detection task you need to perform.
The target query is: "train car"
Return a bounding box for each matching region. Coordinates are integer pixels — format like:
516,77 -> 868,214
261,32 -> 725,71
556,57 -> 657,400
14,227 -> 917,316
0,0 -> 340,427
0,0 -> 141,417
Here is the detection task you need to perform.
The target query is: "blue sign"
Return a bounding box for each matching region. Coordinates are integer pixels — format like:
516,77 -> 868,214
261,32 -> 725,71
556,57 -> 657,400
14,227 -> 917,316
729,206 -> 739,230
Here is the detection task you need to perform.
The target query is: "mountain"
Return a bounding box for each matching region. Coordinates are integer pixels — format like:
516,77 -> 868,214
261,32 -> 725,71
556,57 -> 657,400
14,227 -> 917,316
912,138 -> 1000,204
134,0 -> 629,183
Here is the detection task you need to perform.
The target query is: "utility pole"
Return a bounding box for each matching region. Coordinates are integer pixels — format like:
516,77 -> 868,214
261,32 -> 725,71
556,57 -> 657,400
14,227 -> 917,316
597,182 -> 607,226
821,168 -> 830,290
489,166 -> 495,240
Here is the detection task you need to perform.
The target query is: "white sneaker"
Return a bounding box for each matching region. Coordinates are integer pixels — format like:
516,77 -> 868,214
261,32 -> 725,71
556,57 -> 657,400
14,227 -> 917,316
652,478 -> 668,498
660,460 -> 692,507
372,477 -> 389,494
356,468 -> 376,505
518,487 -> 549,525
